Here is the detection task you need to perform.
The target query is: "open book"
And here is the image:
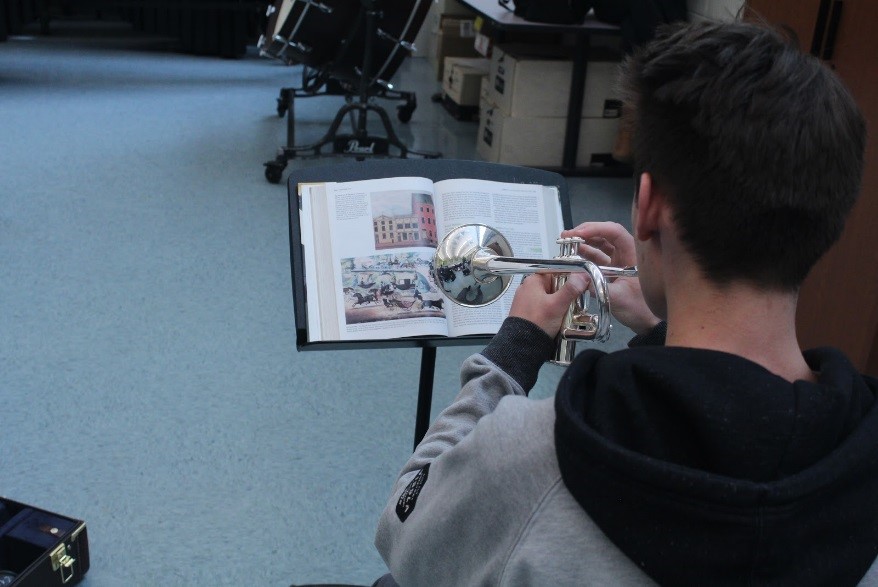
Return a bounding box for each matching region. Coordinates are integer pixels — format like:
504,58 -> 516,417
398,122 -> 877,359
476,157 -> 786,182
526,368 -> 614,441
298,176 -> 564,342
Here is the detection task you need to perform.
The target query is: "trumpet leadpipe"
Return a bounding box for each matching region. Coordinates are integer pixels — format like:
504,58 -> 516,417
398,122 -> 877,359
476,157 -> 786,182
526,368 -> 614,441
471,255 -> 637,281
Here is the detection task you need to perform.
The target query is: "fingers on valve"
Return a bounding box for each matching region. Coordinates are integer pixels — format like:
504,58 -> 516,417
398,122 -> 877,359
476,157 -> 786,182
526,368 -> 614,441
577,242 -> 613,265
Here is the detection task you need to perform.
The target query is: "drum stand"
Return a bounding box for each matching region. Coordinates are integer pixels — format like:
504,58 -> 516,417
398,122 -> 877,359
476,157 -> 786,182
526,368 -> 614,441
264,0 -> 441,184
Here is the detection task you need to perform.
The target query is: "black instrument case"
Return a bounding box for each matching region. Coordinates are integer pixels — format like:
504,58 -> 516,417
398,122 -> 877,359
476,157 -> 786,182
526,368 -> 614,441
0,497 -> 89,586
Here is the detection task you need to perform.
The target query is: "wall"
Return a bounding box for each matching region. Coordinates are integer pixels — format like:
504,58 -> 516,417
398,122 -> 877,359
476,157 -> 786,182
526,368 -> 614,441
745,0 -> 878,374
688,0 -> 745,22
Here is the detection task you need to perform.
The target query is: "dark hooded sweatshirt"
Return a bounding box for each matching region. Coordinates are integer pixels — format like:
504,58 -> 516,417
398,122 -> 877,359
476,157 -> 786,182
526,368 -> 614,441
556,334 -> 878,586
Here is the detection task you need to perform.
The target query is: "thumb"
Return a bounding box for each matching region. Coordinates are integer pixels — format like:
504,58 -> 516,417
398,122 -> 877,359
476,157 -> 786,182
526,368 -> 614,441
552,273 -> 589,311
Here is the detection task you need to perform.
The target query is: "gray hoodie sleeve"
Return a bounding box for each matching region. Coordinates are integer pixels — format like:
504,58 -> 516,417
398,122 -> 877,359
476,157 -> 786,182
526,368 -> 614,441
374,318 -> 556,585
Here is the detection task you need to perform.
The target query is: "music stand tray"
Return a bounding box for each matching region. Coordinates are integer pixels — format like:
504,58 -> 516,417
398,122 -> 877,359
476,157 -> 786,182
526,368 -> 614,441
287,159 -> 571,449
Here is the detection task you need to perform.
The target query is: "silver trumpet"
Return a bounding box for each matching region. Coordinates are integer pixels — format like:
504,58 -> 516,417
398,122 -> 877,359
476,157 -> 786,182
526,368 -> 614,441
432,224 -> 637,365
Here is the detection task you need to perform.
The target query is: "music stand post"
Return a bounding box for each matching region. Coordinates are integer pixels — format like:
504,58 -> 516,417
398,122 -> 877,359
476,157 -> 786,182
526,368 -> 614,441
264,0 -> 441,185
287,159 -> 572,451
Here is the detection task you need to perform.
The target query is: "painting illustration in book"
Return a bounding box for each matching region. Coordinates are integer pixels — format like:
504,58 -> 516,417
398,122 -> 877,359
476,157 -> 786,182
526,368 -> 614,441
341,252 -> 445,325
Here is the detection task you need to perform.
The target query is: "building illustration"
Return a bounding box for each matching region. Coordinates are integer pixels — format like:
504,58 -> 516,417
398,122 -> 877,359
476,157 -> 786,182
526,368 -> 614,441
373,192 -> 438,249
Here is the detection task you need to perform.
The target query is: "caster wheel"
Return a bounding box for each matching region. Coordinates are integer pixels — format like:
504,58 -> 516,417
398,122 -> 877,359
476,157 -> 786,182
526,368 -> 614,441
264,163 -> 284,184
397,108 -> 412,123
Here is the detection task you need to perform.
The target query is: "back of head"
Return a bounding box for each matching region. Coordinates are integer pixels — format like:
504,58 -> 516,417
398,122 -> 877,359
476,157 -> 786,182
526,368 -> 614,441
620,21 -> 867,289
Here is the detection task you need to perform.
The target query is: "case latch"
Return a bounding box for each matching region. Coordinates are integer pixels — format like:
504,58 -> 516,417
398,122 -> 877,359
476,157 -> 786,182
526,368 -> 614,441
50,543 -> 75,584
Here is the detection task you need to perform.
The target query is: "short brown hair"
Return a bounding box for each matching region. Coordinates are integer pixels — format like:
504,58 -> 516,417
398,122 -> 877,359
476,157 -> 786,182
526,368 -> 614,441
621,21 -> 866,289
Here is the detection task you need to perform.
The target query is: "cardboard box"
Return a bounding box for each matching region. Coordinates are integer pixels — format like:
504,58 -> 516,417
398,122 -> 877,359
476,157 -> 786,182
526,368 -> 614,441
474,32 -> 492,57
488,43 -> 622,119
477,97 -> 620,168
433,0 -> 477,16
429,15 -> 479,81
443,57 -> 490,107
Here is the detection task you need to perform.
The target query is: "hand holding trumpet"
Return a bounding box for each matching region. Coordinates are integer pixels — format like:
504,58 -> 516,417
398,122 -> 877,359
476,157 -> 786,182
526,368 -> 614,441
560,221 -> 661,336
508,222 -> 661,340
509,272 -> 591,339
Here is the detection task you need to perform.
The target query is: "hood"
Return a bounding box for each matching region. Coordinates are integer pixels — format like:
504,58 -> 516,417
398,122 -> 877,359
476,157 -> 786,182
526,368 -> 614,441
555,346 -> 878,586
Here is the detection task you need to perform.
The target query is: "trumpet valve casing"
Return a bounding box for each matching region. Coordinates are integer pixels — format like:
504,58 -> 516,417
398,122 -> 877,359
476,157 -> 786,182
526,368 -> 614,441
552,237 -> 596,366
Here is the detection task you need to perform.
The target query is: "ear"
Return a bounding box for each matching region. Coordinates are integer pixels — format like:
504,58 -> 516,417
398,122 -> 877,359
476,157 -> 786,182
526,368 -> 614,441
633,172 -> 665,242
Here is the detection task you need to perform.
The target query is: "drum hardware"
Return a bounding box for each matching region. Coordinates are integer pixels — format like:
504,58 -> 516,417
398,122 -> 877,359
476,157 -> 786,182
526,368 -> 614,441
257,2 -> 279,57
301,0 -> 334,13
432,224 -> 638,365
377,28 -> 416,53
263,0 -> 439,184
259,0 -> 353,66
352,67 -> 394,90
274,34 -> 312,55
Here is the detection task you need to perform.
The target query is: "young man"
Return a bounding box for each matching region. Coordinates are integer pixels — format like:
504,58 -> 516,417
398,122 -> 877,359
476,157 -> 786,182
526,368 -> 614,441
375,21 -> 876,586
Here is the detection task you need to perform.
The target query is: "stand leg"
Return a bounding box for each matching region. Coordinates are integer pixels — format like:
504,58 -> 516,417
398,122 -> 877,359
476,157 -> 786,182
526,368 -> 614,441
287,90 -> 296,148
373,104 -> 409,157
414,347 -> 436,451
562,35 -> 589,171
358,5 -> 376,136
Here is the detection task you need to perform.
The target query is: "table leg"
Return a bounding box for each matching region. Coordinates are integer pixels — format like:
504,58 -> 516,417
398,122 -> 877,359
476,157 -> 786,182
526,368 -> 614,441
562,35 -> 590,171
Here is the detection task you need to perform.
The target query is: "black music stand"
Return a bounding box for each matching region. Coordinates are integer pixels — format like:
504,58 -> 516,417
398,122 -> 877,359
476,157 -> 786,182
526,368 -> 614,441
264,0 -> 440,185
287,159 -> 571,450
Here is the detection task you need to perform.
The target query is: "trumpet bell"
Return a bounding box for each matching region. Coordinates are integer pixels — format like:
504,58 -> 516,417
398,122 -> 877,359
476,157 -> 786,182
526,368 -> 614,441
432,224 -> 513,307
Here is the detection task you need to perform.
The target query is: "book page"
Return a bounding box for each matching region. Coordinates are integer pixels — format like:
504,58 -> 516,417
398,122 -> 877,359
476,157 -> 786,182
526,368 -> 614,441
314,177 -> 450,342
300,184 -> 336,341
433,178 -> 564,337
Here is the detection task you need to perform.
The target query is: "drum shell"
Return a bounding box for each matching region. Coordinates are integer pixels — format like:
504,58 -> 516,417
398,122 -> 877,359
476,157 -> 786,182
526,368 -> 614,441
259,0 -> 433,88
262,0 -> 358,66
331,0 -> 432,85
